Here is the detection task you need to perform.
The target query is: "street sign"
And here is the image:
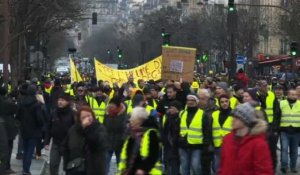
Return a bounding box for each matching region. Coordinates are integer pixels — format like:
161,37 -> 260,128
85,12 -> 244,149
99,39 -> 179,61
236,55 -> 246,64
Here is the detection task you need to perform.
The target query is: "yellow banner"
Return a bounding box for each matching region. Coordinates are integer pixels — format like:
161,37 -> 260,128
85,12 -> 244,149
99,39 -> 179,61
70,58 -> 83,83
94,56 -> 162,85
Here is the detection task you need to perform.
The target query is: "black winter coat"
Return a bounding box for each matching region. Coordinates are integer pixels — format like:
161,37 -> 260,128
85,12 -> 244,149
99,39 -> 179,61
103,109 -> 127,151
45,106 -> 75,145
0,96 -> 18,140
63,121 -> 107,175
162,113 -> 180,160
0,118 -> 8,175
16,95 -> 44,139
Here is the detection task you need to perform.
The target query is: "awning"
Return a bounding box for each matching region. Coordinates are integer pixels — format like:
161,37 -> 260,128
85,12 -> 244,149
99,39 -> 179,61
258,55 -> 293,64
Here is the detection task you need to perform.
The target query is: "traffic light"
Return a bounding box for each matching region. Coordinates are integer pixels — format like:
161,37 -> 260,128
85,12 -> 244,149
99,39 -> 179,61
291,42 -> 298,57
92,12 -> 97,25
163,34 -> 171,46
118,49 -> 123,59
196,55 -> 201,63
161,28 -> 166,37
202,54 -> 209,62
78,32 -> 81,40
228,0 -> 236,12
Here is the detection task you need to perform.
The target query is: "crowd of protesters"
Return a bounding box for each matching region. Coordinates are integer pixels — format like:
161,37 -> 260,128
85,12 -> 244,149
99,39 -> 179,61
0,69 -> 300,175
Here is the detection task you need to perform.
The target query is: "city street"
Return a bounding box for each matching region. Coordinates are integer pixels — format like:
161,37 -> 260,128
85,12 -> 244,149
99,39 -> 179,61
1,0 -> 300,175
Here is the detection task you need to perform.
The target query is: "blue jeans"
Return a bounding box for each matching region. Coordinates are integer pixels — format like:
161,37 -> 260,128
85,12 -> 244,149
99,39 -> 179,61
280,132 -> 300,170
179,148 -> 202,175
106,150 -> 121,174
23,138 -> 38,173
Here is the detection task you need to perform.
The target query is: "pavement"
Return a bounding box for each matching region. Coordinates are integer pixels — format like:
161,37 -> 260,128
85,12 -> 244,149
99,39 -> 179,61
10,136 -> 49,175
9,136 -> 300,175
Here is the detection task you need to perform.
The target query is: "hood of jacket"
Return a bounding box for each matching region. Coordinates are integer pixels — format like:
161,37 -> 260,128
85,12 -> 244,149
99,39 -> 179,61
249,119 -> 268,136
20,95 -> 38,107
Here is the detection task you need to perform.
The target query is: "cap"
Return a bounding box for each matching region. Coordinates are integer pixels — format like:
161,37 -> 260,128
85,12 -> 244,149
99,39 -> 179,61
217,82 -> 228,91
187,93 -> 200,104
58,92 -> 71,101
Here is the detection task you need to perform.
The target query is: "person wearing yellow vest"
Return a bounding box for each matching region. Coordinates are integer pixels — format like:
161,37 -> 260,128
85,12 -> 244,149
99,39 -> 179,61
118,107 -> 162,175
232,84 -> 244,104
211,95 -> 233,172
74,83 -> 92,109
279,89 -> 300,174
143,87 -> 158,109
126,94 -> 157,120
179,94 -> 211,175
215,82 -> 239,109
149,85 -> 160,103
197,88 -> 219,175
103,96 -> 127,174
243,89 -> 267,118
64,84 -> 74,97
161,100 -> 182,175
256,80 -> 281,170
273,85 -> 286,102
42,80 -> 53,112
90,87 -> 108,124
296,85 -> 300,100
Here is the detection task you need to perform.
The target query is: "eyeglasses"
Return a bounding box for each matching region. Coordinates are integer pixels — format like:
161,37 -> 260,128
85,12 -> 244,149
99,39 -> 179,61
78,89 -> 84,92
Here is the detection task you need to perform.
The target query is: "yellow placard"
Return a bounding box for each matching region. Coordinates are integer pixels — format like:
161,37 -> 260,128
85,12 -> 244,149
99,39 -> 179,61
70,58 -> 83,83
94,56 -> 162,85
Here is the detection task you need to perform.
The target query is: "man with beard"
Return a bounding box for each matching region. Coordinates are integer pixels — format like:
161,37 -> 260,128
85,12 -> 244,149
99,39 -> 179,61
178,93 -> 211,175
279,89 -> 300,173
211,95 -> 233,172
257,80 -> 281,170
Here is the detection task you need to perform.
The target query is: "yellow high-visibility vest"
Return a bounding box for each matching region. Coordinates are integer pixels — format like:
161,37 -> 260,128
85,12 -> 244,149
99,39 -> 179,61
280,100 -> 300,127
7,84 -> 12,94
109,89 -> 115,100
148,99 -> 158,109
118,129 -> 162,175
89,97 -> 106,124
230,96 -> 239,109
215,96 -> 238,109
162,115 -> 167,128
64,84 -> 74,96
262,91 -> 275,123
180,109 -> 204,144
212,110 -> 233,147
44,86 -> 52,94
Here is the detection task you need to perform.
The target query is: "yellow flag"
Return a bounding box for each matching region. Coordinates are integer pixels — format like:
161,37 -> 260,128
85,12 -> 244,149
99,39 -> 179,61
69,58 -> 82,82
94,56 -> 162,85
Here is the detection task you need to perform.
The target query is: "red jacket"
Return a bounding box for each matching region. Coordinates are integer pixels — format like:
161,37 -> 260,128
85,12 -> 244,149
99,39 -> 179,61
236,72 -> 249,88
218,129 -> 274,175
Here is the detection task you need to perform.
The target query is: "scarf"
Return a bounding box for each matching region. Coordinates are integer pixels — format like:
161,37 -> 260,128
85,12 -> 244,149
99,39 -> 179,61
107,105 -> 123,117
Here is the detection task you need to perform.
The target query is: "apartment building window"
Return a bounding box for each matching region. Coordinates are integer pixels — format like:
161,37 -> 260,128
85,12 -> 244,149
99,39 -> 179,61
280,39 -> 288,54
281,0 -> 288,7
